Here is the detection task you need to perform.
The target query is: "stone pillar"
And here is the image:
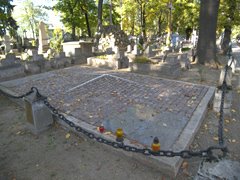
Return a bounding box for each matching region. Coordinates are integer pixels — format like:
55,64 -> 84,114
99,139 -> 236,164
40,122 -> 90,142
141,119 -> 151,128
3,35 -> 11,54
38,21 -> 48,54
127,45 -> 132,53
218,67 -> 232,88
228,58 -> 236,74
213,89 -> 232,114
24,92 -> 53,134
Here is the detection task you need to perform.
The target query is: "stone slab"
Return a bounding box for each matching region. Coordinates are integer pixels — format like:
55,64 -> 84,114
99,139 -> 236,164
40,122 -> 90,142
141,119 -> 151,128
0,65 -> 215,176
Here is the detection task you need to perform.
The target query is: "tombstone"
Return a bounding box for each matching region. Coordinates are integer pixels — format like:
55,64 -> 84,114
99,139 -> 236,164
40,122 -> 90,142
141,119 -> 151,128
113,46 -> 120,58
27,49 -> 38,56
171,33 -> 179,49
92,46 -> 96,53
132,44 -> 140,55
33,54 -> 44,61
3,35 -> 11,54
0,54 -> 20,67
38,21 -> 49,54
191,30 -> 197,47
79,41 -> 94,57
144,45 -> 153,57
106,47 -> 113,54
55,52 -> 66,58
127,45 -> 132,53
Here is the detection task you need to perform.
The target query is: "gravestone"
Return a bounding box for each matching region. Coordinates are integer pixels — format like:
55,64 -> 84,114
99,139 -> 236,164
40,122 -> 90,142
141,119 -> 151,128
144,45 -> 154,57
27,49 -> 38,56
3,35 -> 11,54
132,44 -> 140,55
127,45 -> 132,53
38,21 -> 49,54
0,54 -> 25,81
0,54 -> 20,67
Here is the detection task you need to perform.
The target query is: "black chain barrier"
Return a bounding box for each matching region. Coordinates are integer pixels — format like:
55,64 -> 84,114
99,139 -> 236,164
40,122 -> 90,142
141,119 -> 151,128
0,55 -> 234,160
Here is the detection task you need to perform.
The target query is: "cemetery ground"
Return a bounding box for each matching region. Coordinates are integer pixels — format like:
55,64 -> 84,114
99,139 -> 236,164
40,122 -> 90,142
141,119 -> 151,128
0,55 -> 240,179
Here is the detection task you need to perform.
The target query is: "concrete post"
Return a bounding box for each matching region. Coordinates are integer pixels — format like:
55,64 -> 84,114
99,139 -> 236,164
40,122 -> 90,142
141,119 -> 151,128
213,89 -> 232,114
218,68 -> 232,88
24,93 -> 53,134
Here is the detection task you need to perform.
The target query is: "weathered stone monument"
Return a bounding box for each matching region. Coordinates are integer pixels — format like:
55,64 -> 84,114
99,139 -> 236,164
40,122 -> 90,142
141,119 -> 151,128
38,21 -> 49,54
3,35 -> 11,54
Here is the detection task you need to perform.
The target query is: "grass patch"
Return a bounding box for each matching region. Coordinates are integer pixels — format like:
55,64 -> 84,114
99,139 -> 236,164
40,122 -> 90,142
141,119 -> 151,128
134,56 -> 152,64
96,55 -> 108,59
181,47 -> 191,51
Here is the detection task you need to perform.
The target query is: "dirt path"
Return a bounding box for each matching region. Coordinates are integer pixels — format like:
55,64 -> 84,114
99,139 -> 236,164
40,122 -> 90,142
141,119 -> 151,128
1,61 -> 240,179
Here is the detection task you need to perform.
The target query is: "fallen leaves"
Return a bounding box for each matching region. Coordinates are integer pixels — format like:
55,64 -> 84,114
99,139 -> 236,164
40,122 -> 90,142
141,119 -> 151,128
65,133 -> 71,139
181,161 -> 191,176
224,128 -> 229,132
228,139 -> 237,143
225,119 -> 230,124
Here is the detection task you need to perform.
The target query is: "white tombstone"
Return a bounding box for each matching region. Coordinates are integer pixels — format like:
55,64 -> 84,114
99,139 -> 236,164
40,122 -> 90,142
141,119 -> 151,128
38,21 -> 48,54
191,30 -> 197,47
127,45 -> 132,53
132,44 -> 140,55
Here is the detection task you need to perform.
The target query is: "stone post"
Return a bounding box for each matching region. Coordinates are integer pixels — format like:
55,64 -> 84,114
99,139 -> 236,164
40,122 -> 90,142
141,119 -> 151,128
213,89 -> 232,114
24,92 -> 53,134
218,67 -> 232,88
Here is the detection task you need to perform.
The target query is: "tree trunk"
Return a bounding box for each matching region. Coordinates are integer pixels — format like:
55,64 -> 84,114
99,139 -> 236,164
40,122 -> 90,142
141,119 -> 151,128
221,26 -> 231,54
97,0 -> 103,32
84,12 -> 91,37
71,24 -> 76,40
220,0 -> 236,54
197,0 -> 220,65
157,13 -> 164,36
142,3 -> 146,40
109,0 -> 113,25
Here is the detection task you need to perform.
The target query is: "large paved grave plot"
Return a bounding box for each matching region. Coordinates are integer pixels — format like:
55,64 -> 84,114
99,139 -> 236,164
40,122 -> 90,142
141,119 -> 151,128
0,65 -> 215,175
0,66 -> 212,148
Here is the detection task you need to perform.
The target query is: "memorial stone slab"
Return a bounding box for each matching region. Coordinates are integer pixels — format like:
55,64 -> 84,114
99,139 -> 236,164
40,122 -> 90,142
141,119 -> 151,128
38,21 -> 49,54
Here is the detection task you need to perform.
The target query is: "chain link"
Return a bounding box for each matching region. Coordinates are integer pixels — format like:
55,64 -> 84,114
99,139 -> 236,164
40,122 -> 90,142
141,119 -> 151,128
42,88 -> 229,159
0,86 -> 37,99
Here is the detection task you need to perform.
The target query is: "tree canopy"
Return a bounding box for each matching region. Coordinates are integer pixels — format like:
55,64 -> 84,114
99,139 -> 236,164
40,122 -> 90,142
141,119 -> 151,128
0,0 -> 18,37
11,0 -> 240,64
13,0 -> 47,39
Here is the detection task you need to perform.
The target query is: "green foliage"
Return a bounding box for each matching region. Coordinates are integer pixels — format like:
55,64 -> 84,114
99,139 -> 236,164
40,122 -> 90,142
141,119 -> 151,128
50,28 -> 63,53
181,47 -> 191,51
218,0 -> 240,34
54,0 -> 97,38
0,0 -> 18,37
96,55 -> 107,59
13,0 -> 47,38
134,56 -> 152,63
173,0 -> 200,34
